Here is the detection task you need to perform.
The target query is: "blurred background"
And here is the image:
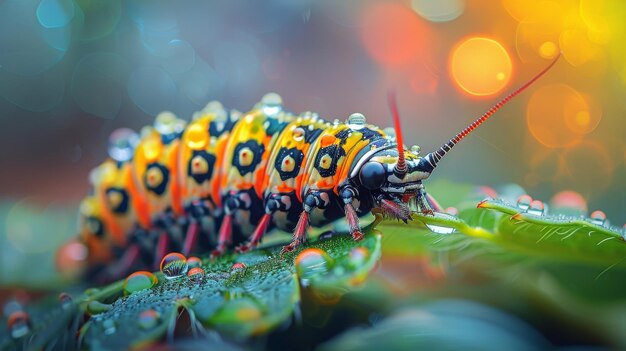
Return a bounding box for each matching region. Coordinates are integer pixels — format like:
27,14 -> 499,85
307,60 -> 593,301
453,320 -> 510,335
0,0 -> 624,286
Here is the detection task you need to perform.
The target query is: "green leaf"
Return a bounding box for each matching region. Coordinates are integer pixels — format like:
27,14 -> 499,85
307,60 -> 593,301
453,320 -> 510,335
78,231 -> 382,348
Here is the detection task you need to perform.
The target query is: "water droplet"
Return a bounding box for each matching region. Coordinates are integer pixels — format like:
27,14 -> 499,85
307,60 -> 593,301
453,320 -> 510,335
589,210 -> 607,226
58,292 -> 73,309
424,212 -> 457,234
292,127 -> 305,142
187,267 -> 205,283
383,127 -> 396,140
425,223 -> 456,234
124,271 -> 158,294
138,309 -> 160,330
527,200 -> 545,216
108,128 -> 139,162
154,111 -> 185,136
295,248 -> 334,280
346,112 -> 367,130
516,194 -> 532,211
230,262 -> 246,271
187,256 -> 202,268
7,311 -> 30,338
102,319 -> 116,335
348,247 -> 370,268
160,253 -> 188,279
260,92 -> 283,116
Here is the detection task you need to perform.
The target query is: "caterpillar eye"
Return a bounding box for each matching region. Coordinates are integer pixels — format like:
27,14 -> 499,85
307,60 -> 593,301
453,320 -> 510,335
359,162 -> 386,190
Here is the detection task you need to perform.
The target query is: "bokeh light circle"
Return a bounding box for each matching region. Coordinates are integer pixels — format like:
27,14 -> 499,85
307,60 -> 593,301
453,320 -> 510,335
449,37 -> 512,96
36,0 -> 75,29
526,84 -> 600,148
411,0 -> 464,22
0,0 -> 70,75
360,3 -> 429,67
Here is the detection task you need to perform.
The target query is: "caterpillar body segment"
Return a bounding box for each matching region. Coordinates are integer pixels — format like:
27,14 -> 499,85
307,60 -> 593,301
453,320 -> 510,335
59,55 -> 560,280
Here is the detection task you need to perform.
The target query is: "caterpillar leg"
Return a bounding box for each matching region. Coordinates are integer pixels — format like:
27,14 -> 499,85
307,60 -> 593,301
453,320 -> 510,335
236,193 -> 286,253
416,186 -> 436,215
100,244 -> 141,282
212,210 -> 233,258
281,191 -> 322,254
153,231 -> 170,271
341,186 -> 364,241
182,220 -> 199,257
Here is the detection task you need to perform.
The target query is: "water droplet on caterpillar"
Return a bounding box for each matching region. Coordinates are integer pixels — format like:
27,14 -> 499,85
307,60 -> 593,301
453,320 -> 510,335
260,92 -> 283,117
516,194 -> 532,211
108,128 -> 139,162
187,267 -> 205,283
160,252 -> 188,279
154,111 -> 185,137
124,271 -> 158,295
527,200 -> 545,216
346,112 -> 367,130
589,210 -> 607,226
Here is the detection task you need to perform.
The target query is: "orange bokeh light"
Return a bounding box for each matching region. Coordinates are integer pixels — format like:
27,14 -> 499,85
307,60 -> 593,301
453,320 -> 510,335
449,37 -> 512,96
526,84 -> 601,148
360,3 -> 429,67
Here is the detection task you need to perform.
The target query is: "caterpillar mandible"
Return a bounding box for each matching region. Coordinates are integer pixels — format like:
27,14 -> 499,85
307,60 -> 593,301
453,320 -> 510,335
57,54 -> 561,282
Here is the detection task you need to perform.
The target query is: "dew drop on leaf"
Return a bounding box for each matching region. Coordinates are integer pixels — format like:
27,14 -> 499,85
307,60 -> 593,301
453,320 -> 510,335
295,248 -> 334,280
58,292 -> 73,309
102,319 -> 116,335
230,262 -> 246,271
348,247 -> 370,269
7,311 -> 31,339
138,309 -> 160,330
589,210 -> 607,226
124,271 -> 158,295
187,267 -> 205,283
187,256 -> 202,268
425,223 -> 456,234
527,200 -> 545,216
516,194 -> 532,211
160,252 -> 188,279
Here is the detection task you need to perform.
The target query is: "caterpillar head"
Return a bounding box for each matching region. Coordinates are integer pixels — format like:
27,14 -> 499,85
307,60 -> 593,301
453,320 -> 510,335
351,53 -> 561,220
350,143 -> 432,219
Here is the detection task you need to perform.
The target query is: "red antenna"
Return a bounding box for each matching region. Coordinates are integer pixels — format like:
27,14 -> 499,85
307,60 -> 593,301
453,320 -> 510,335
420,52 -> 561,172
387,90 -> 407,178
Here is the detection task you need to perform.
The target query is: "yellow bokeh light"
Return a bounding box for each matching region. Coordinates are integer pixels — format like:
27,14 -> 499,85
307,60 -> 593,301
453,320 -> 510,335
526,84 -> 600,148
539,41 -> 558,59
449,37 -> 512,96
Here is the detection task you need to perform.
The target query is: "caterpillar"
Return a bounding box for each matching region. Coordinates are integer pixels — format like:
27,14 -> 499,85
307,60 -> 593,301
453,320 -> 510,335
57,55 -> 560,281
